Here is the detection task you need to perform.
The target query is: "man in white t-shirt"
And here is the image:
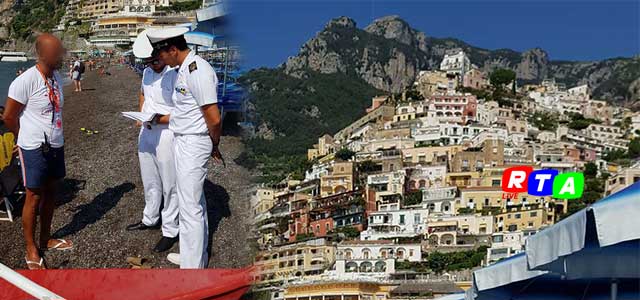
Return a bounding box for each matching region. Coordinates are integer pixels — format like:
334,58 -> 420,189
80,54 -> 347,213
3,33 -> 71,270
125,30 -> 180,254
71,59 -> 82,92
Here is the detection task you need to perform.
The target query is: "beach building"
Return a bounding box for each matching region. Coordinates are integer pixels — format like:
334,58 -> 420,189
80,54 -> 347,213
426,214 -> 494,248
485,229 -> 537,264
414,70 -> 458,97
405,165 -> 447,191
284,281 -> 396,300
429,93 -> 478,124
439,49 -> 471,78
89,15 -> 193,48
320,162 -> 356,197
462,68 -> 488,90
335,240 -> 421,274
450,140 -> 504,173
254,238 -> 336,283
360,206 -> 429,241
308,135 -> 335,161
605,161 -> 640,196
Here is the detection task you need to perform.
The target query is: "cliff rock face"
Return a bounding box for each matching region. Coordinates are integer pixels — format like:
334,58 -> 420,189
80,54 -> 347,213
284,15 -> 639,106
0,0 -> 15,43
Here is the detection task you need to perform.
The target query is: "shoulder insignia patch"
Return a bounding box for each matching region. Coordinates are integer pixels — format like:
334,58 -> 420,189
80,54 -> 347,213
189,61 -> 197,73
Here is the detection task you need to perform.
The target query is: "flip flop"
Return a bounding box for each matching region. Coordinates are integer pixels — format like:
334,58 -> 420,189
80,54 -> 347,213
126,256 -> 153,269
25,257 -> 46,270
47,239 -> 73,251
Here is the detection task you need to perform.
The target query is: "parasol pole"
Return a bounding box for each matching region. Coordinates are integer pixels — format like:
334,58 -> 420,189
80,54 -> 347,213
611,278 -> 618,300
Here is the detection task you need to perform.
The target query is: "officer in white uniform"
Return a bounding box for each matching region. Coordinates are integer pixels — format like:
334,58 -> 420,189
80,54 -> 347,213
125,30 -> 180,253
146,27 -> 223,269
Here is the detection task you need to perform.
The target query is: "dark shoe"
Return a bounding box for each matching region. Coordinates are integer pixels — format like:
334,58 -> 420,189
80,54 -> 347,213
153,236 -> 178,253
126,221 -> 157,231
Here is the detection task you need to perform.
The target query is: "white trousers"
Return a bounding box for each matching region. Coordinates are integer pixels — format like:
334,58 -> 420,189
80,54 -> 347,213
138,125 -> 179,238
174,134 -> 212,269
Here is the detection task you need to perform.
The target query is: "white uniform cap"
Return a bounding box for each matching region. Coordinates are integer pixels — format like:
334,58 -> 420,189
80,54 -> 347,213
147,27 -> 189,45
132,29 -> 153,59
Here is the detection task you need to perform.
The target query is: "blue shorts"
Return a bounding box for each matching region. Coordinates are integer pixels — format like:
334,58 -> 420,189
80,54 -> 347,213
18,146 -> 66,189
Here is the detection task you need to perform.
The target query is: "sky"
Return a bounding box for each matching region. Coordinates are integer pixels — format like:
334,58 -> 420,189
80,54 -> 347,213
226,0 -> 640,70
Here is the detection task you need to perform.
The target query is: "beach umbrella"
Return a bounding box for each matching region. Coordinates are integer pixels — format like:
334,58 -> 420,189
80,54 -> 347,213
433,293 -> 466,300
465,253 -> 640,300
185,31 -> 219,48
525,182 -> 640,280
467,182 -> 640,300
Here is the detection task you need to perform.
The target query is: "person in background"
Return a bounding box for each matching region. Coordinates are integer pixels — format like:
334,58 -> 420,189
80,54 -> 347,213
3,33 -> 71,270
126,31 -> 179,253
147,27 -> 223,269
70,58 -> 82,92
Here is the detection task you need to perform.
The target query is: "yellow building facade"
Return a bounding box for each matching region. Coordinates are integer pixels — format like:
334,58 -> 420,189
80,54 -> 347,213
254,239 -> 336,284
284,281 -> 395,300
320,162 -> 355,197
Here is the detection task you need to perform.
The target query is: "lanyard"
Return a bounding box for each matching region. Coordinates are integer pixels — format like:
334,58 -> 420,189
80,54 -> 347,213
35,64 -> 63,140
35,64 -> 61,126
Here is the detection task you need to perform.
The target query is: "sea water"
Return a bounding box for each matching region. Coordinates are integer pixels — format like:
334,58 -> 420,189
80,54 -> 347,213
0,61 -> 33,105
0,61 -> 71,106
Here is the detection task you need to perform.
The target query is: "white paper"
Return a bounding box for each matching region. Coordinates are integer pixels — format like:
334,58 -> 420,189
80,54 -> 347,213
121,112 -> 157,123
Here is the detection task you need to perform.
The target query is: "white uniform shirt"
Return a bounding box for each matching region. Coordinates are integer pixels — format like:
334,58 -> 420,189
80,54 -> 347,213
169,51 -> 218,135
141,66 -> 177,115
8,66 -> 64,150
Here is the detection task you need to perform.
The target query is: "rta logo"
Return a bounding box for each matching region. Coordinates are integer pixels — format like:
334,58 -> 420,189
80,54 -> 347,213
501,166 -> 584,200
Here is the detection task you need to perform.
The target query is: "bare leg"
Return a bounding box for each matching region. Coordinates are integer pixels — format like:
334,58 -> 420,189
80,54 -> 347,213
39,180 -> 58,248
78,80 -> 82,91
22,188 -> 43,265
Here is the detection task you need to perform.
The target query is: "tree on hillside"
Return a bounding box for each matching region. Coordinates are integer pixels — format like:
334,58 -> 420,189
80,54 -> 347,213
335,148 -> 356,161
629,137 -> 640,158
529,111 -> 559,131
490,69 -> 516,89
584,162 -> 598,178
567,113 -> 600,130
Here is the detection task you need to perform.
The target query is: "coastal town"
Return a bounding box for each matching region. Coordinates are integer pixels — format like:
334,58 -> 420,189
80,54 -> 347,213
0,0 -> 638,298
250,49 -> 640,299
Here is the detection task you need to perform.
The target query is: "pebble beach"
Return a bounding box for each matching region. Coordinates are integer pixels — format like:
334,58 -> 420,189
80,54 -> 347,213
0,64 -> 254,270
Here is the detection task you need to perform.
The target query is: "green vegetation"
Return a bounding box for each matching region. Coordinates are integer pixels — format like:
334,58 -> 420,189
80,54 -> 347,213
457,207 -> 474,214
295,233 -> 315,241
395,260 -> 431,273
488,68 -> 517,107
242,290 -> 272,300
583,162 -> 598,178
566,113 -> 601,130
490,68 -> 516,89
403,190 -> 423,206
156,0 -> 201,12
331,226 -> 361,239
457,86 -> 492,101
614,117 -> 633,131
528,111 -> 560,131
592,58 -> 640,101
239,68 -> 381,183
335,148 -> 356,161
562,162 -> 609,219
425,246 -> 489,274
401,86 -> 425,102
10,0 -> 67,40
602,137 -> 640,166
